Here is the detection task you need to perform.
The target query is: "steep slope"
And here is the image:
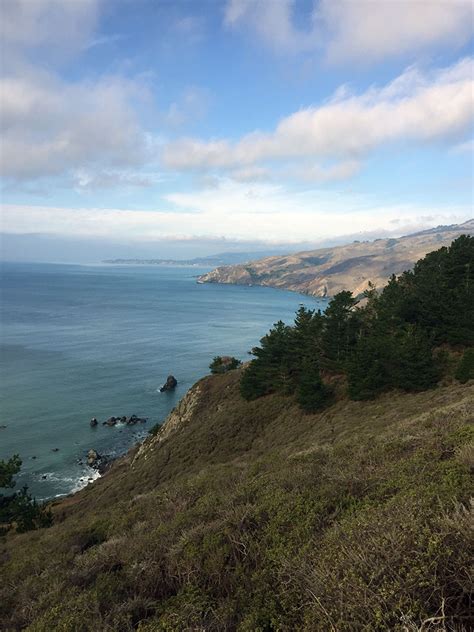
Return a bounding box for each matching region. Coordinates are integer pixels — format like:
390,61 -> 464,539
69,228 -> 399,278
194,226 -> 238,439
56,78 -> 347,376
1,370 -> 473,631
198,220 -> 474,297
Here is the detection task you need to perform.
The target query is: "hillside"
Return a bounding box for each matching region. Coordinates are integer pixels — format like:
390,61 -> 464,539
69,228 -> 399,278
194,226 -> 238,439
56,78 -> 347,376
197,220 -> 474,297
1,368 -> 473,630
103,249 -> 294,267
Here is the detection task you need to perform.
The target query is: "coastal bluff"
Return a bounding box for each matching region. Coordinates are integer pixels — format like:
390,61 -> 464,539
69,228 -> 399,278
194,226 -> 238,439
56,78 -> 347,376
197,220 -> 474,297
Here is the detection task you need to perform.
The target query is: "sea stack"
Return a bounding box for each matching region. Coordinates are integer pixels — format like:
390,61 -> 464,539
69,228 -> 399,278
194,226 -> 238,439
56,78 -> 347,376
160,375 -> 178,392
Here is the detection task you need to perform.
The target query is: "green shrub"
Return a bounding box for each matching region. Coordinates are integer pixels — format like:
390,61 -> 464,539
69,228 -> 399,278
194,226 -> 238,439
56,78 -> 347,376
209,355 -> 242,374
0,455 -> 52,534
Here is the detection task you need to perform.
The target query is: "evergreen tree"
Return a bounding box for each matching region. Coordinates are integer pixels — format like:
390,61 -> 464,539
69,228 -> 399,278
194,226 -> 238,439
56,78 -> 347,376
347,331 -> 390,400
0,455 -> 52,534
240,236 -> 474,408
391,326 -> 440,392
296,357 -> 332,413
455,348 -> 474,383
321,291 -> 359,371
240,321 -> 293,399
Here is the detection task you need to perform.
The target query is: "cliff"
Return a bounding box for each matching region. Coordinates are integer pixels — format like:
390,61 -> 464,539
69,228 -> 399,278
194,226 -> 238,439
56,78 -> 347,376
198,220 -> 474,297
1,368 -> 473,630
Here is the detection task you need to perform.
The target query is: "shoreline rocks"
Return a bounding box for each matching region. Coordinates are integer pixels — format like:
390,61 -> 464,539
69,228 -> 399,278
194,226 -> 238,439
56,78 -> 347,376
92,414 -> 148,427
86,449 -> 110,474
160,375 -> 178,392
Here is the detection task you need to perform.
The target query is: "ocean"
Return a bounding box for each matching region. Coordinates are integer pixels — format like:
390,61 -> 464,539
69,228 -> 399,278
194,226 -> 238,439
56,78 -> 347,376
0,262 -> 326,499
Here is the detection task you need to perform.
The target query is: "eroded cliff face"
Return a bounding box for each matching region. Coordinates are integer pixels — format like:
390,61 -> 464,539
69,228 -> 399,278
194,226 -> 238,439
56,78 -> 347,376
134,381 -> 204,462
198,221 -> 474,298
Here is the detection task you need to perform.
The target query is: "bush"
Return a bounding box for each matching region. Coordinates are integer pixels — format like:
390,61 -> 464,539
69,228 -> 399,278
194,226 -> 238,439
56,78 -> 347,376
209,356 -> 242,374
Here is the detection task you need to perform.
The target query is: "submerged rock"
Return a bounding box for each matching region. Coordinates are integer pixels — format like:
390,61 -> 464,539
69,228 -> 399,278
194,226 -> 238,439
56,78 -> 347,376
160,375 -> 178,392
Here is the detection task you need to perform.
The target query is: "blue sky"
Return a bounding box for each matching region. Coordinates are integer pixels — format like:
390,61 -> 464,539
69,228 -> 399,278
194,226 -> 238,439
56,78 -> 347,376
1,0 -> 473,261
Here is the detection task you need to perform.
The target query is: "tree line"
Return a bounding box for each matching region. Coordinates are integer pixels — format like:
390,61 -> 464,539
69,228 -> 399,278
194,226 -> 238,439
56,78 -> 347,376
240,235 -> 474,411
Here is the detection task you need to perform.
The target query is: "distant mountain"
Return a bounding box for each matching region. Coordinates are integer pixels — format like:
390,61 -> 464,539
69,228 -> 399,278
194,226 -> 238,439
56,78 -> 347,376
103,250 -> 291,267
197,220 -> 474,297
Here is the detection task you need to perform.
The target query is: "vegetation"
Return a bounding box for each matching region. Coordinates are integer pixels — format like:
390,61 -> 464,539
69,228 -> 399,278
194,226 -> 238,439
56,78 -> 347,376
241,236 -> 474,406
0,237 -> 472,630
209,355 -> 242,374
0,455 -> 52,535
1,373 -> 472,631
456,348 -> 474,383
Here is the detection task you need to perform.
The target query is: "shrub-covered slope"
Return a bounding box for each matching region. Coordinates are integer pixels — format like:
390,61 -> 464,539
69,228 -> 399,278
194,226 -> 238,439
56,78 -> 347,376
1,370 -> 473,631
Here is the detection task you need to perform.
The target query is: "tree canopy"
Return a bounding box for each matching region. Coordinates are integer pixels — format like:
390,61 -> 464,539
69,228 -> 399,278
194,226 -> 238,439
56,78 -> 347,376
240,235 -> 474,408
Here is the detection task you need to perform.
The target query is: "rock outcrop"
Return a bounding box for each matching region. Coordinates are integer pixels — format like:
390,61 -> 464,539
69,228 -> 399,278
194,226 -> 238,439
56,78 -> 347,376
135,380 -> 202,462
95,415 -> 147,427
86,449 -> 110,473
160,375 -> 178,392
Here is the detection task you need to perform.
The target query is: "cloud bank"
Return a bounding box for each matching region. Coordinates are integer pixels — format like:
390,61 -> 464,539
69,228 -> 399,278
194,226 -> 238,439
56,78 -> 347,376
2,183 -> 471,245
163,58 -> 474,178
225,0 -> 474,62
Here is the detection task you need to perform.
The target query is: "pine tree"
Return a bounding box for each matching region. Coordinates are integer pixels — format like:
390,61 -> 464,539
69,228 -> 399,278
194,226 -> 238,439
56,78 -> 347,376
321,291 -> 359,371
296,357 -> 332,413
240,321 -> 293,399
455,348 -> 474,383
347,332 -> 390,400
0,455 -> 52,533
391,326 -> 440,392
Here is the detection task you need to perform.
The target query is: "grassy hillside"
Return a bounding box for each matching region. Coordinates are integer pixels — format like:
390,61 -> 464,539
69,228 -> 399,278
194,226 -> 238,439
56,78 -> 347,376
1,369 -> 473,631
197,220 -> 474,298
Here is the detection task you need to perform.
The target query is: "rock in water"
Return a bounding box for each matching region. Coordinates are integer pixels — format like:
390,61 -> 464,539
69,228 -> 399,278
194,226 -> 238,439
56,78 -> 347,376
87,449 -> 100,467
86,449 -> 110,473
90,418 -> 98,427
160,375 -> 178,392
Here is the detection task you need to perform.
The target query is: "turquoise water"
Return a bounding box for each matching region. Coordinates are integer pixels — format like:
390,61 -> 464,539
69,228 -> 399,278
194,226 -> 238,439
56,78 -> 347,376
0,262 -> 326,499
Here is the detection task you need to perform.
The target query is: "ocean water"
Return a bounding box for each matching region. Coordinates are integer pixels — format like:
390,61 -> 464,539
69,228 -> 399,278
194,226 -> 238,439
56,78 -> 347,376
0,262 -> 326,499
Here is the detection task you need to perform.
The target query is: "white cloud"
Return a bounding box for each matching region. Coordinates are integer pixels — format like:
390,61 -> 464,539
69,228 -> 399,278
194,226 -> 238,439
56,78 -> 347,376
0,0 -> 156,184
229,166 -> 271,182
71,170 -> 160,192
2,187 -> 471,244
225,0 -> 316,53
161,87 -> 211,129
291,160 -> 361,183
451,138 -> 474,154
0,0 -> 100,64
0,73 -> 153,181
318,0 -> 474,64
163,58 -> 474,172
224,0 -> 474,63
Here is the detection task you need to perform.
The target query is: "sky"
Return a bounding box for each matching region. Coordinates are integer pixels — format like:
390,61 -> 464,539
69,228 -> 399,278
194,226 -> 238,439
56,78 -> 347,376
0,0 -> 473,262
